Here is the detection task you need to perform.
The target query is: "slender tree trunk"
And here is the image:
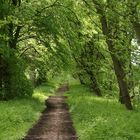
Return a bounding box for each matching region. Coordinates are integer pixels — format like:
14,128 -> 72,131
86,69 -> 102,96
0,55 -> 3,94
78,73 -> 86,85
90,75 -> 102,97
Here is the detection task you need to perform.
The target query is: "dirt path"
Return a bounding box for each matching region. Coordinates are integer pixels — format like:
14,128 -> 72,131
23,84 -> 77,140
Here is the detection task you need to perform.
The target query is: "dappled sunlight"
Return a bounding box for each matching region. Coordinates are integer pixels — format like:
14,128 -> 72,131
32,92 -> 48,102
92,96 -> 116,103
33,83 -> 56,103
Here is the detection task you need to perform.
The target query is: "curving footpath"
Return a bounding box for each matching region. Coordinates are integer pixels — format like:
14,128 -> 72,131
23,85 -> 77,140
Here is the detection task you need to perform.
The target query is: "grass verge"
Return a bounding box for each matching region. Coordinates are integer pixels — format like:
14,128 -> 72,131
66,84 -> 140,140
0,83 -> 55,140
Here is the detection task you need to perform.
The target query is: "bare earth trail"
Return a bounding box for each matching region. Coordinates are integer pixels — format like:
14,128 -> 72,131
23,84 -> 78,140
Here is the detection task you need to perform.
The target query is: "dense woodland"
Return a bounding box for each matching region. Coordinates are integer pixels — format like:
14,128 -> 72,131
0,0 -> 140,139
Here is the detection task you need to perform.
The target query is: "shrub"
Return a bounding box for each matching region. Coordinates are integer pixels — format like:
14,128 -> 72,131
1,51 -> 33,100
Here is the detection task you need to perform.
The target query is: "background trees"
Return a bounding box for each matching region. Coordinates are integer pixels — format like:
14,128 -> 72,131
0,0 -> 140,110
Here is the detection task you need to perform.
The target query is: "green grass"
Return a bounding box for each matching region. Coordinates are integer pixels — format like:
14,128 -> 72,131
2,79 -> 139,140
66,85 -> 140,140
0,83 -> 55,140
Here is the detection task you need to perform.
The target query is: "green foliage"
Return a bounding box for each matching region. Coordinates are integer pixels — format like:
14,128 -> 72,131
0,0 -> 139,107
0,50 -> 33,99
0,1 -> 140,139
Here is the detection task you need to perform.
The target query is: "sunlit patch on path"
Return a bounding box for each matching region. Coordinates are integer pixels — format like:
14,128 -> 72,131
23,84 -> 77,140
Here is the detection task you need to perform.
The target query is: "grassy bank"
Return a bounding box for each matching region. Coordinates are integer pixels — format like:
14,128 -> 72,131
66,85 -> 140,140
0,83 -> 55,140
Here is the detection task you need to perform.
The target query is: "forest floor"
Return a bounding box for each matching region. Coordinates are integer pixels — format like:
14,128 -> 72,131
23,84 -> 77,140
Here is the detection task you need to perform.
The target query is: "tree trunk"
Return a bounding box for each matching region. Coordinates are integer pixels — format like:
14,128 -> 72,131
78,73 -> 86,85
0,55 -> 3,96
86,69 -> 102,97
3,61 -> 12,99
133,22 -> 140,45
90,76 -> 102,97
92,0 -> 132,109
106,26 -> 132,110
111,53 -> 132,109
119,90 -> 125,104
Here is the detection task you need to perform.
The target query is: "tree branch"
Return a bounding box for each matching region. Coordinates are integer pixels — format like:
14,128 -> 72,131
19,46 -> 41,57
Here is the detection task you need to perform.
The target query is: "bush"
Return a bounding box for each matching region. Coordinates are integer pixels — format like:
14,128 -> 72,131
1,51 -> 33,99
